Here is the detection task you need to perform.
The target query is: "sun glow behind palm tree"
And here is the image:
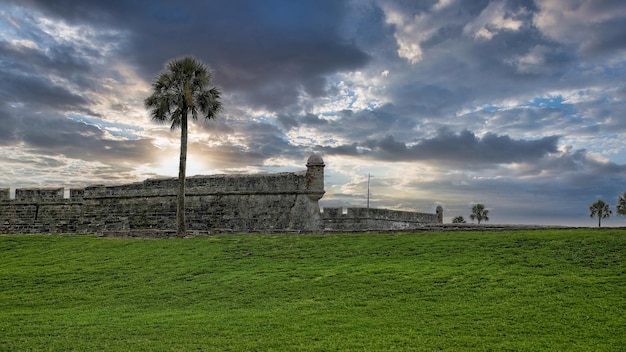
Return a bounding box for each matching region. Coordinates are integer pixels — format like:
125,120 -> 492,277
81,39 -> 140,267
144,56 -> 222,237
154,153 -> 212,177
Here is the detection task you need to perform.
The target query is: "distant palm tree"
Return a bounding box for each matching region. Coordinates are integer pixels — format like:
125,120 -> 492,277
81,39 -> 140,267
145,57 -> 222,237
617,192 -> 626,216
589,199 -> 611,228
470,204 -> 489,224
452,216 -> 466,223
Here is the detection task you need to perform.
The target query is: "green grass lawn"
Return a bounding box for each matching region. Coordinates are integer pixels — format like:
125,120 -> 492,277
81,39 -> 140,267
1,229 -> 624,351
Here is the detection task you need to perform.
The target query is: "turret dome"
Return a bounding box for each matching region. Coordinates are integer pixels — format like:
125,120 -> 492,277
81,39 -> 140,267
306,154 -> 324,166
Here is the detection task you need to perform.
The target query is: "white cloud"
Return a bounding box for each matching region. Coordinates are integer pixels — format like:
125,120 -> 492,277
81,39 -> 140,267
463,1 -> 526,40
10,39 -> 39,50
0,145 -> 128,189
380,3 -> 439,64
89,62 -> 153,130
432,0 -> 457,12
311,70 -> 390,115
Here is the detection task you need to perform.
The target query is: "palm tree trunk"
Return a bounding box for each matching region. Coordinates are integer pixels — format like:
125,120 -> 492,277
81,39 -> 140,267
177,112 -> 188,238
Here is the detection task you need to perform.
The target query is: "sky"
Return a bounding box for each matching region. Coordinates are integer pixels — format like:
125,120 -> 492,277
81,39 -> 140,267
1,0 -> 625,226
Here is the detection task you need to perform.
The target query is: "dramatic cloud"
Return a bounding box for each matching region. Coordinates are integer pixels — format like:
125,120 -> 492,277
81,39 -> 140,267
0,0 -> 625,226
463,1 -> 526,40
319,129 -> 560,166
10,0 -> 370,106
533,0 -> 626,55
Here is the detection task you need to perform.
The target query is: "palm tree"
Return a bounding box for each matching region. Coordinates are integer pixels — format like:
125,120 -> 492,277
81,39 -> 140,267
452,216 -> 466,223
589,199 -> 611,228
617,192 -> 626,216
145,57 -> 222,237
470,203 -> 489,224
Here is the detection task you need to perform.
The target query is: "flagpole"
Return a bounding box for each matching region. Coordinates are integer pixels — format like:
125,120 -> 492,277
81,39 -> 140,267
367,173 -> 370,209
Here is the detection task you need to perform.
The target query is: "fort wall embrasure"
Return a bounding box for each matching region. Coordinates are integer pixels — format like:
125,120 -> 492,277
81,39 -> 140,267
0,155 -> 441,235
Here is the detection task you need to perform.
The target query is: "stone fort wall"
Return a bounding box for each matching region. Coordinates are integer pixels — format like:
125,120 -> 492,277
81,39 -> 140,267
322,206 -> 442,232
0,155 -> 441,235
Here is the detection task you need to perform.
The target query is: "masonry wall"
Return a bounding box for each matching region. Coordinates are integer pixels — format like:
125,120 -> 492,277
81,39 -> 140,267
76,172 -> 324,233
0,192 -> 83,234
322,207 -> 441,232
0,155 -> 442,235
0,156 -> 326,235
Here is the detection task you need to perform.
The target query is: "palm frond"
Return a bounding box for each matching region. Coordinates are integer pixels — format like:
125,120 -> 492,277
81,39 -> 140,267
145,56 -> 221,128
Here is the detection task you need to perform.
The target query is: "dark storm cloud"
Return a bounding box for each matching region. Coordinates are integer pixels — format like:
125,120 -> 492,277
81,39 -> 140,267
0,104 -> 20,144
395,144 -> 626,224
533,0 -> 626,57
458,106 -> 576,137
320,128 -> 559,165
367,1 -> 590,124
14,0 -> 370,109
194,117 -> 306,168
384,40 -> 574,123
519,147 -> 626,180
0,40 -> 91,76
316,106 -> 413,142
0,7 -> 125,99
581,19 -> 626,56
240,121 -> 300,160
0,69 -> 89,109
301,113 -> 329,126
276,114 -> 300,131
16,111 -> 158,165
276,112 -> 328,130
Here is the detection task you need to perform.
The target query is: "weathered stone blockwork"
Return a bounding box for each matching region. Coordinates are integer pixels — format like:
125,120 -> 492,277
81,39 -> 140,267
0,155 -> 441,235
322,207 -> 441,232
1,156 -> 326,234
0,189 -> 10,202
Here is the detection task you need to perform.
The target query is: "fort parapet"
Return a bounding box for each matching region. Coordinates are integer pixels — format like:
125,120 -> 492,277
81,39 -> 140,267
322,207 -> 440,232
0,155 -> 441,235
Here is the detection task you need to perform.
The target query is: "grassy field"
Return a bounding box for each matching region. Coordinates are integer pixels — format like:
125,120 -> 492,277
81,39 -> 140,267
0,229 -> 624,351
